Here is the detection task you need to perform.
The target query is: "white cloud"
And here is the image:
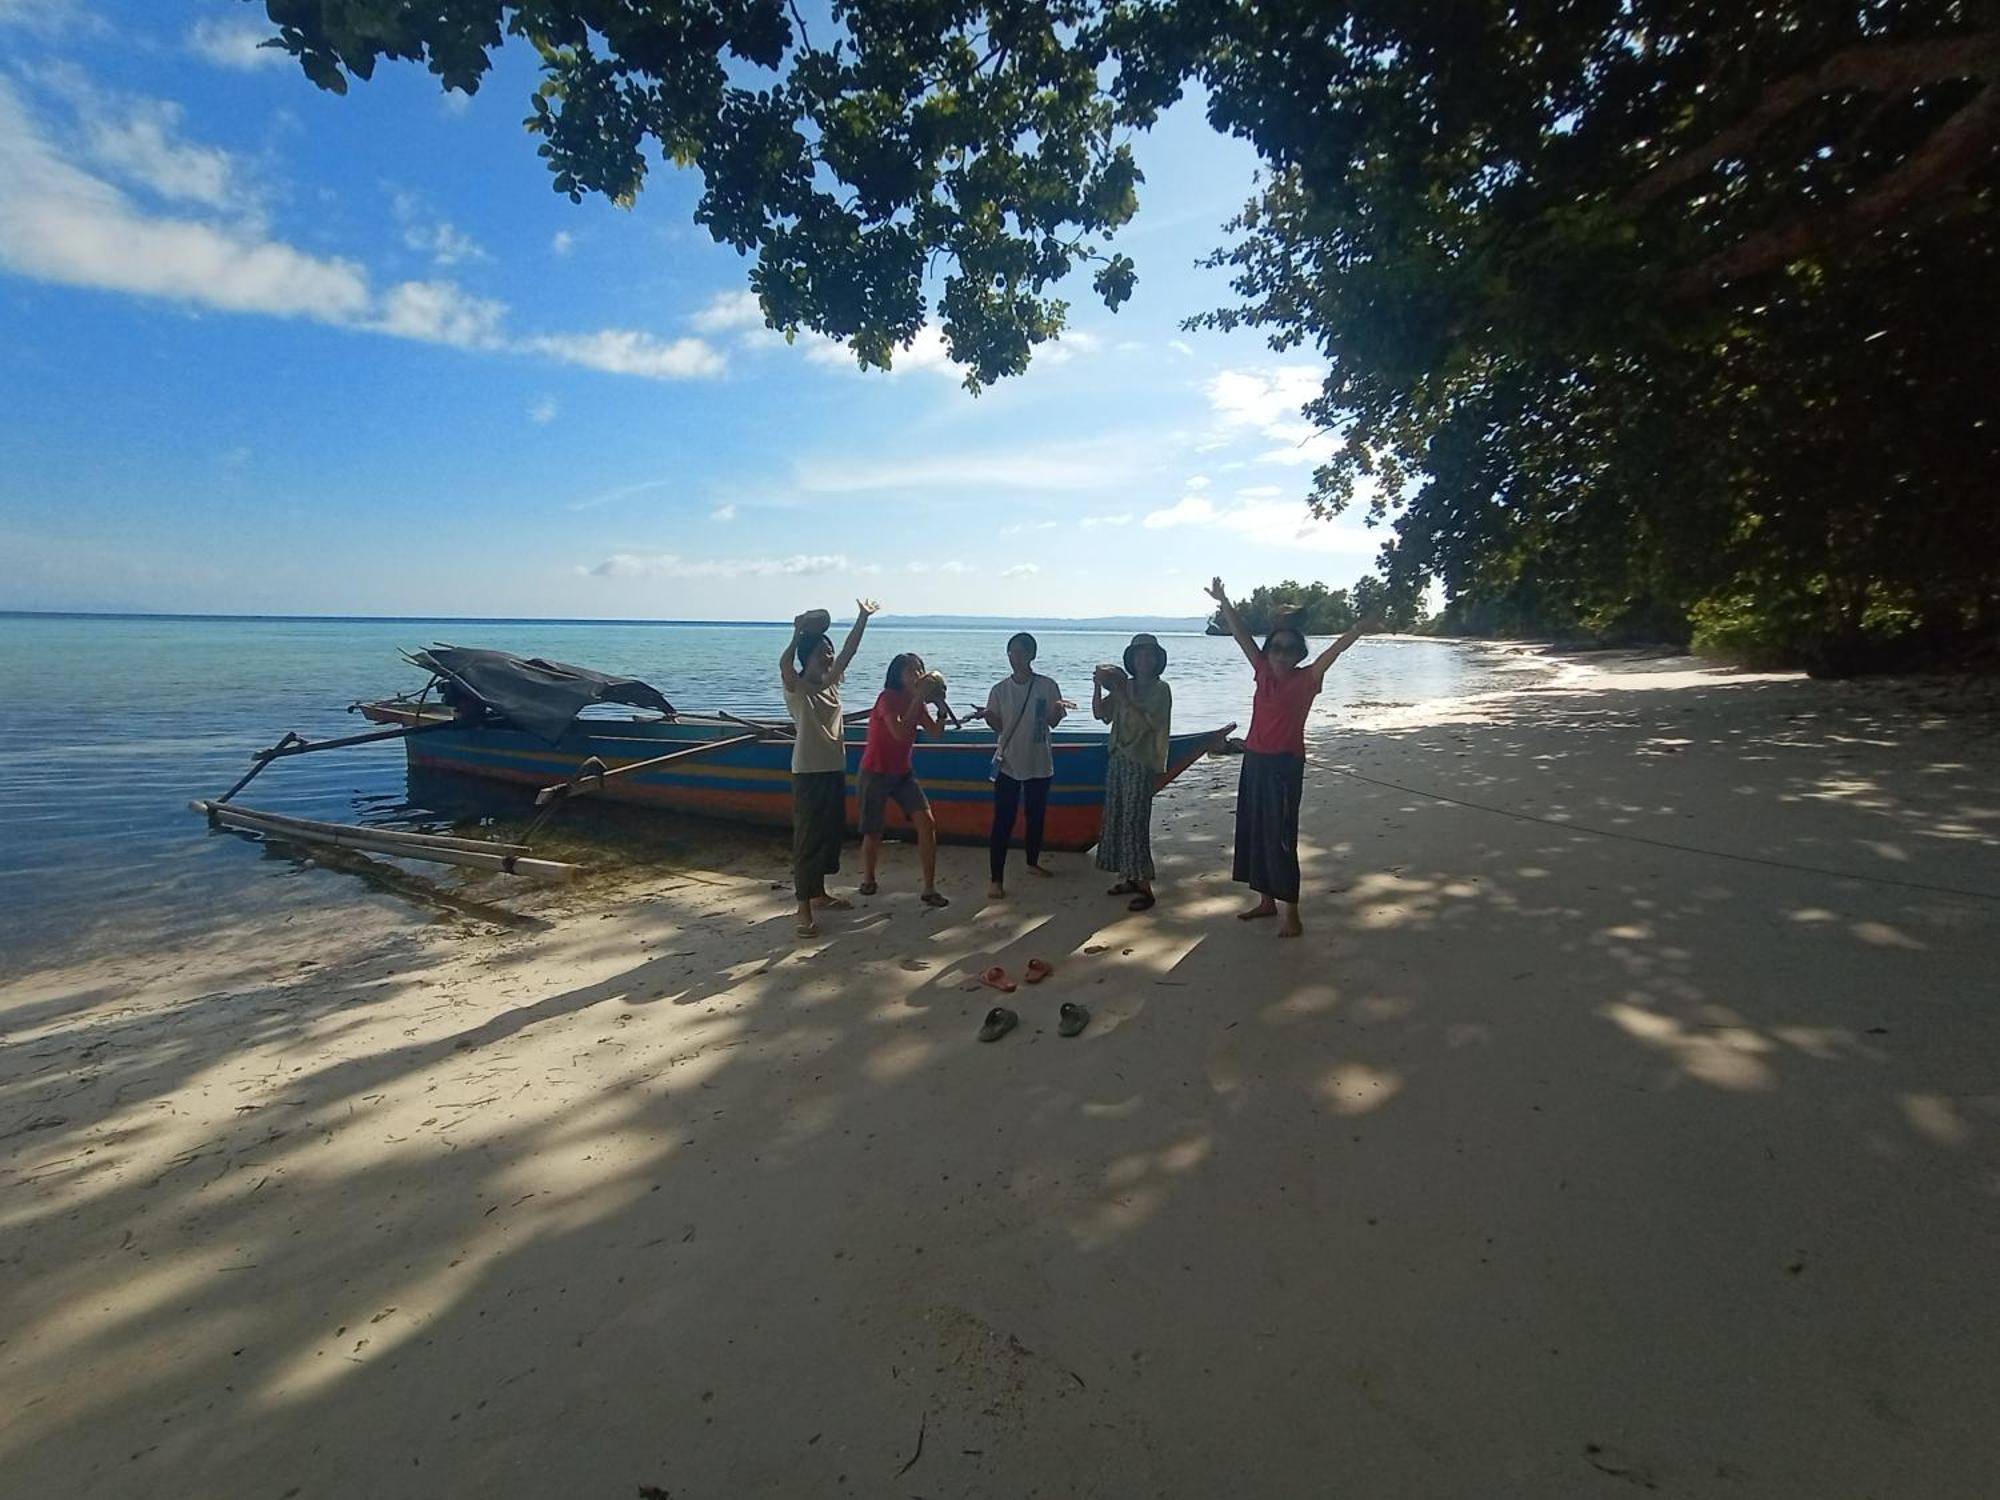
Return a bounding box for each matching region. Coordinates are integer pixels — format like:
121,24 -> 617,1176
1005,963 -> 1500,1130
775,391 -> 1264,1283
1000,563 -> 1039,579
1038,328 -> 1103,366
710,503 -> 737,522
1080,513 -> 1134,528
373,279 -> 505,347
393,192 -> 487,266
550,229 -> 575,257
588,552 -> 850,580
522,329 -> 725,380
1143,496 -> 1218,530
1206,366 -> 1323,432
0,82 -> 371,319
1142,487 -> 1374,555
797,433 -> 1171,496
691,289 -> 763,333
0,0 -> 95,37
1168,339 -> 1194,357
0,79 -> 728,385
807,323 -> 960,378
187,17 -> 286,70
567,478 -> 674,513
79,96 -> 247,211
1205,366 -> 1342,467
440,91 -> 473,117
529,396 -> 559,424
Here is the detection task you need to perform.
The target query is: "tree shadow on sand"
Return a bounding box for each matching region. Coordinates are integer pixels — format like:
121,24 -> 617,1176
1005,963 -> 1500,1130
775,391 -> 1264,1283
3,673 -> 1998,1497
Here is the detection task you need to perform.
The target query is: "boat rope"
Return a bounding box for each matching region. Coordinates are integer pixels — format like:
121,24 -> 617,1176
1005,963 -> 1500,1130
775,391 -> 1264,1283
1309,757 -> 2000,905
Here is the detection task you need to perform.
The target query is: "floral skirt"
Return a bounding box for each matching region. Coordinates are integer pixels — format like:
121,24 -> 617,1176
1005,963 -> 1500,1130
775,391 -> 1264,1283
1094,751 -> 1158,882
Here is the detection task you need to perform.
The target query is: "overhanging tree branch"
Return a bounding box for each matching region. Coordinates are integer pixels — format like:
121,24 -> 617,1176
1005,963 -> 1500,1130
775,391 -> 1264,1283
1626,30 -> 2000,208
1674,80 -> 2000,290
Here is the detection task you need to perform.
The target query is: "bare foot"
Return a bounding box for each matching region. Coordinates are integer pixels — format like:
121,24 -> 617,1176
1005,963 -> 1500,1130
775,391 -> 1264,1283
1277,914 -> 1304,937
795,921 -> 821,939
1026,862 -> 1054,878
1237,901 -> 1278,922
988,883 -> 1006,900
813,894 -> 853,910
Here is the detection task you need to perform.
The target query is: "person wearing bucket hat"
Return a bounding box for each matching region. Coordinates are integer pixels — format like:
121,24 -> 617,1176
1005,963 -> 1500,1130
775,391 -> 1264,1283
779,600 -> 878,937
1093,633 -> 1172,910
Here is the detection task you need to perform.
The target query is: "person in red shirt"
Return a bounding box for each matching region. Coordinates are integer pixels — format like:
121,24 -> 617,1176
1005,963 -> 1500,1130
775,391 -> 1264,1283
857,652 -> 952,907
1206,577 -> 1373,937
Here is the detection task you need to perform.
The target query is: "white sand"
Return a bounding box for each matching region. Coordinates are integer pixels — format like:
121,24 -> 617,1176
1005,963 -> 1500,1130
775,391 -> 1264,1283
4,654 -> 1998,1497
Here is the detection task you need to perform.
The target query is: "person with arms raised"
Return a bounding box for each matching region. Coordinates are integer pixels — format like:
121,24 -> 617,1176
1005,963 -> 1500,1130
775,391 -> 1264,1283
1206,577 -> 1372,937
779,600 -> 877,938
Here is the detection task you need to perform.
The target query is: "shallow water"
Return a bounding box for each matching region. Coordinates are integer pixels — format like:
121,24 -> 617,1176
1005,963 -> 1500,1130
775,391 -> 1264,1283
0,614 -> 1513,977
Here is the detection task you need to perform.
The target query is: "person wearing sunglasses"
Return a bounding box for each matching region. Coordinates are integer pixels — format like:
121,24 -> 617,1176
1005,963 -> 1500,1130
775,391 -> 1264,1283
1205,577 -> 1374,937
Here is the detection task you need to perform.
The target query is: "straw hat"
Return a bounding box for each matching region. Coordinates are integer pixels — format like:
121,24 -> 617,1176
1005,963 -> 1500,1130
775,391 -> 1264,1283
1122,632 -> 1168,675
917,670 -> 950,703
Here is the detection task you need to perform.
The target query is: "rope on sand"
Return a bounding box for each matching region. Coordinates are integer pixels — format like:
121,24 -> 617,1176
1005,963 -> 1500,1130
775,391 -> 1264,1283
1316,761 -> 2000,905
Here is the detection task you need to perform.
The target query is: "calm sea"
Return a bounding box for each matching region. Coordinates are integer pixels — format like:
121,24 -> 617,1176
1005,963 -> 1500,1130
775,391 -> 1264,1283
0,614 -> 1511,978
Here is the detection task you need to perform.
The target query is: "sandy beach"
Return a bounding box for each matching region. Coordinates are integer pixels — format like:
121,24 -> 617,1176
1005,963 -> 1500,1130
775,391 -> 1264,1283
3,651 -> 1997,1498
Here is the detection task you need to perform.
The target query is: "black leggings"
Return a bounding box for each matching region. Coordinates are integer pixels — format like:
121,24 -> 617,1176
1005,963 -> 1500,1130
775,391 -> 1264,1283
990,773 -> 1050,881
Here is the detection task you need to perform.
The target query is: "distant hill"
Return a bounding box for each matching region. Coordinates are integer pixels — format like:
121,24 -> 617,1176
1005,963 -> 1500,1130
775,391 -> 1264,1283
881,615 -> 1209,633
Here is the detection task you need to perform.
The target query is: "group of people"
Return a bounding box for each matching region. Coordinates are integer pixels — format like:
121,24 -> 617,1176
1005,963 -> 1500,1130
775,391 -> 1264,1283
776,579 -> 1369,940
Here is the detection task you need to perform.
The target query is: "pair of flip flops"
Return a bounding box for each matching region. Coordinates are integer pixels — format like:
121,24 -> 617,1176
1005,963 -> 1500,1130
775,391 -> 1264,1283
979,1002 -> 1089,1041
979,958 -> 1053,992
977,957 -> 1086,1039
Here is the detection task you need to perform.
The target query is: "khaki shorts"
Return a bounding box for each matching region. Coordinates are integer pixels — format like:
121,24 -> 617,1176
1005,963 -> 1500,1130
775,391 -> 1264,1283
857,769 -> 928,834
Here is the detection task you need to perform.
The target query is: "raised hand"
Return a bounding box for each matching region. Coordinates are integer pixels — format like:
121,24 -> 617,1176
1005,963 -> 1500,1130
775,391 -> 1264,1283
1205,576 -> 1229,605
856,598 -> 880,617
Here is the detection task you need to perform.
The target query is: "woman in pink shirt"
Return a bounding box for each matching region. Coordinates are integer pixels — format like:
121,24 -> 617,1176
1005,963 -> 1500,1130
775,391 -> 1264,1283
857,652 -> 952,907
1206,577 -> 1371,937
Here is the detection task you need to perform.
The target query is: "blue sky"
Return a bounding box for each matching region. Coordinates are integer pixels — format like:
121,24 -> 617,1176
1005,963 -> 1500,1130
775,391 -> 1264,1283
0,1 -> 1390,620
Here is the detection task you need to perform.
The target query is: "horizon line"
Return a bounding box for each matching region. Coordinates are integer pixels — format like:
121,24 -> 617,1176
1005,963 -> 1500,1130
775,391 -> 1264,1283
0,608 -> 1212,627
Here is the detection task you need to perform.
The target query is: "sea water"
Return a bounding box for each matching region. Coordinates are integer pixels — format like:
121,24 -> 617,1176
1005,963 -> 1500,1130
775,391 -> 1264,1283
0,614 -> 1511,977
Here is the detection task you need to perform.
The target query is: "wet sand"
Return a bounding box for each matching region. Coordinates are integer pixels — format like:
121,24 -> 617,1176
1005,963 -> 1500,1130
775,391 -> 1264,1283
4,653 -> 1997,1497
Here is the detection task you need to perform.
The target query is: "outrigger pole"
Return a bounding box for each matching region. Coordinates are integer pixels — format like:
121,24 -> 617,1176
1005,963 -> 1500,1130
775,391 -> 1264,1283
194,711 -> 582,883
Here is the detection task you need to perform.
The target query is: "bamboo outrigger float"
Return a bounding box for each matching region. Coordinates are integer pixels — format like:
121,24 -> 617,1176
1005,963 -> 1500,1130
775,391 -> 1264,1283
195,645 -> 1232,880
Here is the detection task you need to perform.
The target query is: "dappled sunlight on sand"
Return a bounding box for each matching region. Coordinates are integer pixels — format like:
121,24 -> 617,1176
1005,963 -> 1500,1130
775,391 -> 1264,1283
1600,1000 -> 1777,1091
5,658 -> 1999,1495
1317,1062 -> 1404,1116
1900,1093 -> 1974,1149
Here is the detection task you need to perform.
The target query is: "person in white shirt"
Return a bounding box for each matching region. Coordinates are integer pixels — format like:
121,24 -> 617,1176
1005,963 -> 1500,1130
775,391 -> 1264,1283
779,599 -> 876,936
974,631 -> 1067,899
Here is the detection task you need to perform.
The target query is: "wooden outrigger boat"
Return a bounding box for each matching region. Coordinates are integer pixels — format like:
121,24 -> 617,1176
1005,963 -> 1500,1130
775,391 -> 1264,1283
194,646 -> 1232,880
356,701 -> 1228,851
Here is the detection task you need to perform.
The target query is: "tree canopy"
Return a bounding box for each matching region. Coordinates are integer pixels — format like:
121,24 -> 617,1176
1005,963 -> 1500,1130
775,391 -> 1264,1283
262,1 -> 2000,670
1205,575 -> 1426,637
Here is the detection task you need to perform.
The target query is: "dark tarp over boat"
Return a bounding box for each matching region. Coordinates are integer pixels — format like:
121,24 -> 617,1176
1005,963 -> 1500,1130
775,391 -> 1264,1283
412,645 -> 677,745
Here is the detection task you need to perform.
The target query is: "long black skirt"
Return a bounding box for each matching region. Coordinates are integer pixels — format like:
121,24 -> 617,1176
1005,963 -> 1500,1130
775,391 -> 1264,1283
1232,750 -> 1304,903
792,770 -> 846,900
